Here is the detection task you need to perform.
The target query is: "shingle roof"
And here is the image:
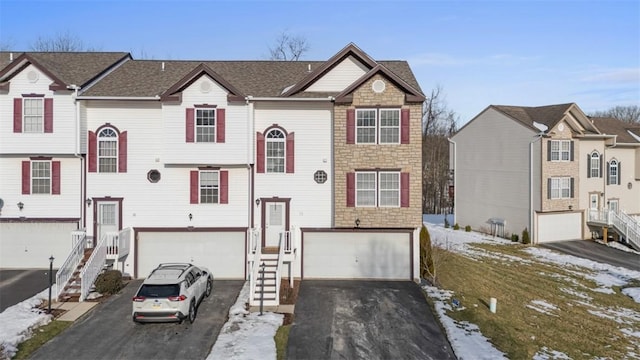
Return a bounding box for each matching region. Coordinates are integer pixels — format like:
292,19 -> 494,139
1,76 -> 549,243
492,103 -> 575,130
0,51 -> 130,87
590,117 -> 640,144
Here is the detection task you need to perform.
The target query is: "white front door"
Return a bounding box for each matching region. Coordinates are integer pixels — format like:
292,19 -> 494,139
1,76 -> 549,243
265,202 -> 285,247
590,194 -> 599,210
97,202 -> 119,244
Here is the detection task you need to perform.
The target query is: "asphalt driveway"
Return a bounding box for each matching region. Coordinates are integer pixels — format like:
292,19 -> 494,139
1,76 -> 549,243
29,279 -> 244,360
0,269 -> 57,312
539,240 -> 640,271
286,280 -> 455,360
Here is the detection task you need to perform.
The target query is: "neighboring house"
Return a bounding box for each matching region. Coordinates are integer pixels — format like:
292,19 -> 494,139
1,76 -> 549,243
450,103 -> 640,247
0,44 -> 424,303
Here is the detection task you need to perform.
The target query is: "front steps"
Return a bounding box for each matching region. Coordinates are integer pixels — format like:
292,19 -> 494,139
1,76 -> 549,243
58,248 -> 93,302
252,252 -> 279,307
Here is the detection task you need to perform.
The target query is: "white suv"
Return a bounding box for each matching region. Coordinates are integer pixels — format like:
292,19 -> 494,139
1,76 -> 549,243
132,263 -> 213,324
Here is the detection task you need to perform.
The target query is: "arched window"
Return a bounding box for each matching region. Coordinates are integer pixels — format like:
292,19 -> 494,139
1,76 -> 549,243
608,159 -> 618,185
590,152 -> 600,178
266,129 -> 285,173
98,127 -> 118,173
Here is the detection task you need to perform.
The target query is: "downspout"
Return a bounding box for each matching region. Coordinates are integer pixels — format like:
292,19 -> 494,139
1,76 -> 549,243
246,96 -> 254,229
530,133 -> 544,245
330,97 -> 335,228
447,138 -> 456,226
68,85 -> 85,229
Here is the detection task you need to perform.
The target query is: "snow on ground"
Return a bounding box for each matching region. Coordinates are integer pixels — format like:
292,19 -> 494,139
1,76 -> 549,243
0,289 -> 52,359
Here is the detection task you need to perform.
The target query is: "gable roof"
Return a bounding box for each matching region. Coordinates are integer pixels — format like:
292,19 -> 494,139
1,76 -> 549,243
590,117 -> 640,144
334,63 -> 425,103
0,51 -> 131,90
490,103 -> 599,135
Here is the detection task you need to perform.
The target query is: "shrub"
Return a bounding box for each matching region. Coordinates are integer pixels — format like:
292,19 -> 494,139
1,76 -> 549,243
511,234 -> 519,242
453,223 -> 460,230
464,225 -> 471,232
522,228 -> 531,244
419,225 -> 435,279
95,269 -> 123,295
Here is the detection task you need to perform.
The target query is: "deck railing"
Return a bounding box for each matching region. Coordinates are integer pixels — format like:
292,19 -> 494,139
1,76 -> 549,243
588,209 -> 640,250
80,236 -> 107,301
56,231 -> 87,299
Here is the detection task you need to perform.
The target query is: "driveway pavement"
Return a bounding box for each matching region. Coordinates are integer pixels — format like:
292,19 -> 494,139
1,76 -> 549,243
29,279 -> 244,360
539,240 -> 640,271
286,280 -> 455,360
0,269 -> 57,312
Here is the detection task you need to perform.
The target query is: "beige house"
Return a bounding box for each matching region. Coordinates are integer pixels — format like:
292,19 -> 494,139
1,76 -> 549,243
450,103 -> 640,248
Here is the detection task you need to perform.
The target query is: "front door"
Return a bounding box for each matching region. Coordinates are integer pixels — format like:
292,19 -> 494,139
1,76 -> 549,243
608,199 -> 619,213
264,202 -> 285,247
97,201 -> 119,245
590,193 -> 599,210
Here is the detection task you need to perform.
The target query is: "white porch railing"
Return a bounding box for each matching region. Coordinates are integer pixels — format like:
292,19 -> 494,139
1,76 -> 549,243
274,235 -> 285,303
248,229 -> 263,306
56,231 -> 87,299
588,209 -> 640,250
118,227 -> 132,259
103,232 -> 119,260
80,236 -> 107,302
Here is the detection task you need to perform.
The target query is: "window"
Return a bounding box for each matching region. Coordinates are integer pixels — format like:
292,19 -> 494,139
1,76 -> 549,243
550,177 -> 571,199
356,109 -> 400,144
23,98 -> 43,133
196,109 -> 216,142
31,161 -> 51,194
199,171 -> 219,204
590,152 -> 600,178
379,172 -> 400,206
98,128 -> 118,173
609,160 -> 618,185
356,172 -> 377,206
355,171 -> 400,207
266,129 -> 285,173
550,140 -> 571,161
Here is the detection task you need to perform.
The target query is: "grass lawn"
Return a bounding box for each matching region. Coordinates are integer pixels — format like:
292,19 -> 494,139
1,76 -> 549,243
13,320 -> 72,359
433,242 -> 640,359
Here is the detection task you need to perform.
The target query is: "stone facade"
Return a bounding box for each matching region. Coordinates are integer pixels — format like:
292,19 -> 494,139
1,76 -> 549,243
334,74 -> 422,228
541,121 -> 580,212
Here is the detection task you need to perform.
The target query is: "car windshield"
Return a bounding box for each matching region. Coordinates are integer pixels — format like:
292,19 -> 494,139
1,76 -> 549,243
137,284 -> 180,298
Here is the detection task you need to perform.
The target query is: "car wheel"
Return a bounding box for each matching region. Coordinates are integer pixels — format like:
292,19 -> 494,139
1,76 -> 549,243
188,301 -> 196,324
205,278 -> 213,297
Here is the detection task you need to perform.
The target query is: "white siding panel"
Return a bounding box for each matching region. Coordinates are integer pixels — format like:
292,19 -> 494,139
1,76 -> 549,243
137,231 -> 245,279
303,231 -> 411,279
536,212 -> 582,242
0,222 -> 78,268
306,56 -> 369,92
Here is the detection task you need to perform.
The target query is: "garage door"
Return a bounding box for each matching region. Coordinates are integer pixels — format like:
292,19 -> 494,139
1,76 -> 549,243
0,221 -> 78,268
137,231 -> 245,279
303,231 -> 411,280
536,212 -> 582,243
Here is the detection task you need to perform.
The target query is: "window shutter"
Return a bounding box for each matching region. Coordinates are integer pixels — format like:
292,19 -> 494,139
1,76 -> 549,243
547,178 -> 551,199
52,161 -> 61,195
118,131 -> 127,173
617,162 -> 621,185
546,140 -> 551,161
570,177 -> 574,198
599,154 -> 603,178
190,171 -> 199,204
256,132 -> 265,173
286,132 -> 295,173
401,109 -> 410,144
570,141 -> 574,161
220,170 -> 228,204
347,172 -> 355,207
606,162 -> 610,185
400,172 -> 410,207
22,161 -> 30,194
88,131 -> 97,172
586,154 -> 591,178
216,108 -> 225,143
186,108 -> 195,143
14,98 -> 22,133
346,109 -> 355,144
44,98 -> 53,133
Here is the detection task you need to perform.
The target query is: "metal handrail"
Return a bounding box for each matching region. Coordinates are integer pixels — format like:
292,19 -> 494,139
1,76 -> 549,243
56,231 -> 87,299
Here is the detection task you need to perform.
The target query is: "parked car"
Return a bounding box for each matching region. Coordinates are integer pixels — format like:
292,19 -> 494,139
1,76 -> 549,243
132,263 -> 213,324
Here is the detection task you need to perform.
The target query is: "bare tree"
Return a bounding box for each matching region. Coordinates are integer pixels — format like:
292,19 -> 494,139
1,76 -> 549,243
590,105 -> 640,124
30,31 -> 96,52
422,86 -> 458,214
268,31 -> 309,61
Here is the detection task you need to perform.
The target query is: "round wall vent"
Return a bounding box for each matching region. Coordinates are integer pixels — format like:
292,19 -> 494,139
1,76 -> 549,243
147,170 -> 161,183
372,79 -> 386,93
27,71 -> 39,83
200,82 -> 212,93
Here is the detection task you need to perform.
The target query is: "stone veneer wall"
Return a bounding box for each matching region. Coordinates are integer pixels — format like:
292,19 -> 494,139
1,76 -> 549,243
541,121 -> 580,212
334,74 -> 422,228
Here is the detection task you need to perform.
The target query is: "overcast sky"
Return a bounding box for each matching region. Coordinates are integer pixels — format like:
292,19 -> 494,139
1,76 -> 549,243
1,0 -> 638,126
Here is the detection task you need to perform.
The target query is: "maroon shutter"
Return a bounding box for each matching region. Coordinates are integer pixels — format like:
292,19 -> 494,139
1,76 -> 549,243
52,161 -> 61,195
14,98 -> 22,133
186,108 -> 195,143
346,109 -> 355,144
220,170 -> 228,204
22,161 -> 30,194
256,132 -> 265,173
190,171 -> 199,204
347,172 -> 355,207
44,98 -> 53,133
400,172 -> 410,207
88,131 -> 97,172
118,131 -> 127,173
286,132 -> 295,173
401,109 -> 410,144
216,108 -> 225,143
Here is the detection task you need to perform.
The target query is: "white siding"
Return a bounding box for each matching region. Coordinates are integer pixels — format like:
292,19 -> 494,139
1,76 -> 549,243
0,222 -> 79,268
604,147 -> 640,215
306,56 -> 369,92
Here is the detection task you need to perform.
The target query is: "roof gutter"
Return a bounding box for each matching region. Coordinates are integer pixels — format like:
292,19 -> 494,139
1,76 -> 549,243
245,96 -> 334,102
76,96 -> 161,101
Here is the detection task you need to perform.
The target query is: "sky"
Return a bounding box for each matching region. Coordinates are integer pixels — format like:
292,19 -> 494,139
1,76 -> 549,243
2,217 -> 639,359
0,0 -> 638,125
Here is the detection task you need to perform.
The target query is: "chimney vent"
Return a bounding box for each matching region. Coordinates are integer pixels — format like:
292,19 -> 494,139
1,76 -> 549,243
9,52 -> 13,61
307,64 -> 311,73
161,62 -> 165,71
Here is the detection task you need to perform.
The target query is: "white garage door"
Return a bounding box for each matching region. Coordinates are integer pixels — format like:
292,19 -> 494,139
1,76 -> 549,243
537,212 -> 582,243
0,221 -> 78,268
137,231 -> 245,279
303,231 -> 411,280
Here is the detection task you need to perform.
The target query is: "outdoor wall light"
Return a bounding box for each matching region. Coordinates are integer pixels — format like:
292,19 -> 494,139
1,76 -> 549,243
568,205 -> 573,210
86,198 -> 92,207
355,218 -> 361,228
17,202 -> 24,211
255,198 -> 261,206
188,213 -> 193,221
